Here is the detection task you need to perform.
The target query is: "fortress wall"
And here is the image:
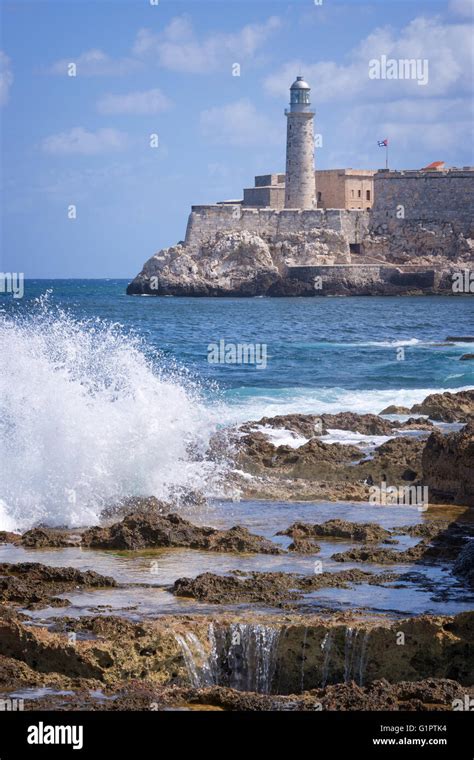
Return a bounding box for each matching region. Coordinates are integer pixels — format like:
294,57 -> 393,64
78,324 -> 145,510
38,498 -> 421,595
371,171 -> 474,235
184,205 -> 370,247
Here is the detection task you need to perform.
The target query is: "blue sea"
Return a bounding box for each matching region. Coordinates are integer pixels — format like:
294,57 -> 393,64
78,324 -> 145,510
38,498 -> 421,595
1,279 -> 472,529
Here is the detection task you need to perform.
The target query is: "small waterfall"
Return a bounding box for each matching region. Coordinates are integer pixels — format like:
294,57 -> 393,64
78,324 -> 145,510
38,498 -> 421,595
344,627 -> 355,683
175,632 -> 215,688
300,626 -> 308,692
343,628 -> 371,686
176,623 -> 281,694
225,623 -> 280,694
320,630 -> 334,687
358,631 -> 370,687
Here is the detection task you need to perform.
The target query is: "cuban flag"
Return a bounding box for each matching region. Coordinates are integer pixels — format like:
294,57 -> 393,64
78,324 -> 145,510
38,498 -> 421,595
378,139 -> 388,147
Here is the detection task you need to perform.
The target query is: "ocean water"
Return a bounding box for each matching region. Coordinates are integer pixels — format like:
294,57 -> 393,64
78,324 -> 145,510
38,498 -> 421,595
0,280 -> 472,528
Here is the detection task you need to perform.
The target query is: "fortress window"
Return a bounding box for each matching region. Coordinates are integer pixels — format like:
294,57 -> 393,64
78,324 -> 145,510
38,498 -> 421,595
317,192 -> 322,202
366,190 -> 371,200
358,189 -> 361,198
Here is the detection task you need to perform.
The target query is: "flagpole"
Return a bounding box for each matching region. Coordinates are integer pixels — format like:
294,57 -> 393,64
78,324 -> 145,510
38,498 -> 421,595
386,142 -> 389,170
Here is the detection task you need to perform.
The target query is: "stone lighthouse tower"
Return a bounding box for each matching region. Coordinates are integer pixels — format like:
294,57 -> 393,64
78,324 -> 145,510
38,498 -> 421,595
285,77 -> 316,209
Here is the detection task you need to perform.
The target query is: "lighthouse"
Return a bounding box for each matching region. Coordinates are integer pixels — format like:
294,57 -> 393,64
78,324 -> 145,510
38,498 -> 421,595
284,77 -> 316,209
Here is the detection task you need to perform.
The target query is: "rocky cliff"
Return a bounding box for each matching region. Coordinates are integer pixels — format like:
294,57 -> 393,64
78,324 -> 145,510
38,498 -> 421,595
127,217 -> 473,297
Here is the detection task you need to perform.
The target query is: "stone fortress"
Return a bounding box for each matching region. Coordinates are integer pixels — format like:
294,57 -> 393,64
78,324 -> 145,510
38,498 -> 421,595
127,77 -> 474,296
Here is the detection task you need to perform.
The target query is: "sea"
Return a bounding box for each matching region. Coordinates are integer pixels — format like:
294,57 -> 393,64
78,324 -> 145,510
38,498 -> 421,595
1,279 -> 472,531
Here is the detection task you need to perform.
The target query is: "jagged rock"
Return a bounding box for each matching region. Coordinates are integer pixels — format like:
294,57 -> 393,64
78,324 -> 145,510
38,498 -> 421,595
379,405 -> 411,415
422,423 -> 474,505
332,522 -> 473,564
172,569 -> 395,605
453,542 -> 474,587
0,532 -> 21,545
0,562 -> 116,609
320,412 -> 395,435
236,434 -> 362,480
126,228 -> 352,297
460,354 -> 474,361
410,389 -> 474,422
20,528 -> 79,548
278,519 -> 392,543
239,414 -> 322,439
288,538 -> 321,554
81,512 -> 283,554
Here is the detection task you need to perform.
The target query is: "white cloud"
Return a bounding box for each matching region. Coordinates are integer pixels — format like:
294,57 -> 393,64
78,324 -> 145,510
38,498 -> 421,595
50,49 -> 140,77
340,98 -> 473,152
200,99 -> 282,147
133,14 -> 281,73
41,127 -> 129,155
264,16 -> 473,102
449,0 -> 473,18
0,51 -> 13,106
97,88 -> 171,115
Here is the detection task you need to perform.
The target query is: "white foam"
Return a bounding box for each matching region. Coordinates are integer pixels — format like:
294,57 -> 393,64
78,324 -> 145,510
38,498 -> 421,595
252,425 -> 309,449
220,386 -> 473,427
321,428 -> 391,449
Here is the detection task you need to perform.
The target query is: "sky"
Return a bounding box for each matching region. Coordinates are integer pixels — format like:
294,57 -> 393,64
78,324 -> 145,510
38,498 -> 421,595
1,0 -> 473,278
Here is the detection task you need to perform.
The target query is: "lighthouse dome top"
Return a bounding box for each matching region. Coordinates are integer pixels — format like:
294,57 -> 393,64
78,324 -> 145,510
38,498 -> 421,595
290,76 -> 310,90
288,77 -> 312,112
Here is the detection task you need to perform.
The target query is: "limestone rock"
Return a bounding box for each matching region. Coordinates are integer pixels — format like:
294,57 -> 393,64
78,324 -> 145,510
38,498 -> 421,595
410,390 -> 474,422
81,511 -> 283,554
422,423 -> 474,505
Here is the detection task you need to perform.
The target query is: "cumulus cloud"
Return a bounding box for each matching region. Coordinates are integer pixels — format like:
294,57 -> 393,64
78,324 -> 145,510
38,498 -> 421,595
264,15 -> 473,102
0,51 -> 13,106
41,127 -> 129,155
338,97 -> 473,153
133,14 -> 281,73
97,88 -> 171,115
200,99 -> 282,147
49,49 -> 140,77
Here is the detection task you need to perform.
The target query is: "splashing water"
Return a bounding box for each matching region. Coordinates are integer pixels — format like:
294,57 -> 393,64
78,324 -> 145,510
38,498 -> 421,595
320,630 -> 334,688
344,627 -> 371,686
0,296 -> 223,530
175,632 -> 215,688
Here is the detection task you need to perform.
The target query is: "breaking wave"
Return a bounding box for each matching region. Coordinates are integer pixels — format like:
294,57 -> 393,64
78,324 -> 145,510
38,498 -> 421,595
0,296 -> 222,530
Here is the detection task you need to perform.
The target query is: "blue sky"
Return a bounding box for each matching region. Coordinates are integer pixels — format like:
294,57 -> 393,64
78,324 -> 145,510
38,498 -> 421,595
1,0 -> 473,277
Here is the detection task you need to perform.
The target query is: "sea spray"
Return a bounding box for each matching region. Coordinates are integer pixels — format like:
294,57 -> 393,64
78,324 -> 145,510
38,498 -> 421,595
0,296 -> 224,529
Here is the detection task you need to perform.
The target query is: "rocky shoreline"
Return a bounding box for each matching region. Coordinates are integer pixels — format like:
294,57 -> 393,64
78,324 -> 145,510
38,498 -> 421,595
0,388 -> 473,711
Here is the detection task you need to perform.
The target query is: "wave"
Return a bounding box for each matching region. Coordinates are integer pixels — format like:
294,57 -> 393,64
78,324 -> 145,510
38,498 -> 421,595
0,296 -> 222,530
219,385 -> 474,426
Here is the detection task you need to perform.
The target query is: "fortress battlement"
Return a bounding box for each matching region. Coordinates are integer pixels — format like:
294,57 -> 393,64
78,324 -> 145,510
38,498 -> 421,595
185,205 -> 369,247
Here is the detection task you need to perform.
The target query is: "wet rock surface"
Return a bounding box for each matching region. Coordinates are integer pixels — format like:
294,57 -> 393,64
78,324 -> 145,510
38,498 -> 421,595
453,542 -> 474,587
332,522 -> 474,565
410,389 -> 474,423
171,569 -> 398,605
278,519 -> 392,543
0,609 -> 472,709
82,511 -> 283,554
422,423 -> 474,506
20,528 -> 80,548
232,430 -> 426,502
0,562 -> 116,609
